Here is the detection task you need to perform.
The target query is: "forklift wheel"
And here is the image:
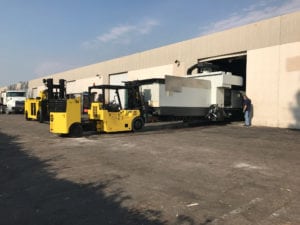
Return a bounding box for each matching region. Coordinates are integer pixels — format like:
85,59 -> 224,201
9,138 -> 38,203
38,110 -> 44,123
69,123 -> 83,137
132,117 -> 144,131
25,111 -> 29,121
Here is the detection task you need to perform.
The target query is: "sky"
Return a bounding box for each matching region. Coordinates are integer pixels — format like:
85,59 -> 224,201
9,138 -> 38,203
0,0 -> 300,87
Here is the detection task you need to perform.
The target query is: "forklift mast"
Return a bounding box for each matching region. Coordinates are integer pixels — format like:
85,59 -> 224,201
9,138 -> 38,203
25,78 -> 67,122
43,78 -> 66,100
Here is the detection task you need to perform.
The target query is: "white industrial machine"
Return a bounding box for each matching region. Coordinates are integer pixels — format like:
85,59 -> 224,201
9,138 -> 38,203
126,71 -> 244,121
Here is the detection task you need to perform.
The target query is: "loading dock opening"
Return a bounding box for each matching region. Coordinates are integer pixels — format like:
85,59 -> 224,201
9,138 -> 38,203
187,52 -> 247,92
198,53 -> 247,91
185,53 -> 247,121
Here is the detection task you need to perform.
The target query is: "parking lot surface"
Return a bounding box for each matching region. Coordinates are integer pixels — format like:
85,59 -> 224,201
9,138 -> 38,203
0,114 -> 299,225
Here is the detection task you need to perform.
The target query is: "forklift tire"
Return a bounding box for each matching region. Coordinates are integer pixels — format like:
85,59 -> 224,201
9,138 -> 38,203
25,111 -> 29,121
132,117 -> 144,131
69,123 -> 83,138
38,110 -> 44,123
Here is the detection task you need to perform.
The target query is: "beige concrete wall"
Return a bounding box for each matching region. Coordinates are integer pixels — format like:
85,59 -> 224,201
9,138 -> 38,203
67,76 -> 104,94
278,42 -> 300,128
28,11 -> 300,91
280,11 -> 300,44
247,46 -> 280,127
247,42 -> 300,128
128,64 -> 175,81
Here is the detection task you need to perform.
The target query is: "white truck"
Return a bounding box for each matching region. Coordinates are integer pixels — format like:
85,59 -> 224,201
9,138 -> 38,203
0,90 -> 26,114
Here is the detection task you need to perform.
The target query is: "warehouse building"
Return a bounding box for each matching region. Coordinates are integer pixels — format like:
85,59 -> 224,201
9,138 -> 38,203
25,11 -> 300,129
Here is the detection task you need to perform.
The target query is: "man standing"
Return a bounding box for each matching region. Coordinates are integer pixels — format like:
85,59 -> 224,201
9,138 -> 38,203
243,94 -> 251,126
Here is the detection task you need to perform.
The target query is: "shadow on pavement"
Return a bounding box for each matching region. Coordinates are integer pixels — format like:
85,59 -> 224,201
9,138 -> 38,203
0,131 -> 166,225
140,120 -> 230,133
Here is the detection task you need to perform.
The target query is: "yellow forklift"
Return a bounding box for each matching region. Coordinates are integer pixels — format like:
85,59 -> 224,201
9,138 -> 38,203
24,79 -> 66,122
49,84 -> 145,137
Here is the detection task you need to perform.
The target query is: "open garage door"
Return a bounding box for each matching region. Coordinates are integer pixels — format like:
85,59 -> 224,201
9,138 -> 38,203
109,72 -> 128,108
199,52 -> 247,91
186,52 -> 247,121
